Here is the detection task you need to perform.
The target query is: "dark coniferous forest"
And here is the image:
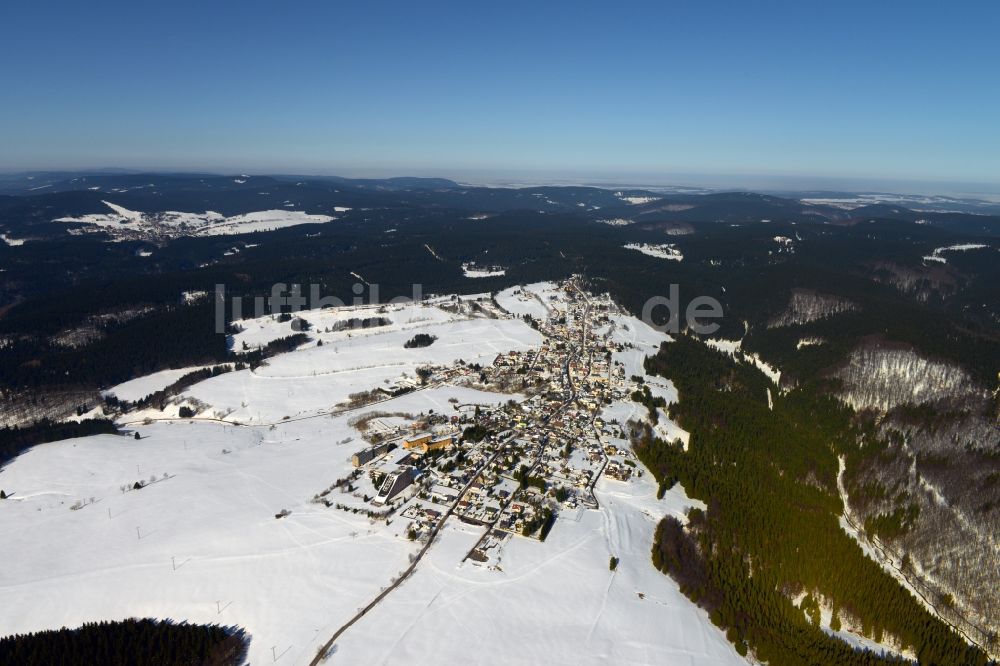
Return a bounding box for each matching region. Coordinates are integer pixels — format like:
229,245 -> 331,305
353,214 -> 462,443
0,619 -> 248,666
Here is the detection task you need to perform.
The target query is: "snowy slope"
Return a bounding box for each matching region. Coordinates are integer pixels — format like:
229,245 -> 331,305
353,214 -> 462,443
191,317 -> 542,423
624,242 -> 684,261
104,365 -> 214,402
0,291 -> 749,666
331,473 -> 743,665
495,282 -> 562,320
0,418 -> 415,666
55,201 -> 347,239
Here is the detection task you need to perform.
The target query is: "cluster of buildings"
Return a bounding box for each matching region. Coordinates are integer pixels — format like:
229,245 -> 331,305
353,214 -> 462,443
328,278 -> 652,567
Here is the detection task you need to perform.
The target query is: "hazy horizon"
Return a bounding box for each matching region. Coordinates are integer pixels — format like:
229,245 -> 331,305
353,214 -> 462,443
5,165 -> 1000,200
3,2 -> 998,188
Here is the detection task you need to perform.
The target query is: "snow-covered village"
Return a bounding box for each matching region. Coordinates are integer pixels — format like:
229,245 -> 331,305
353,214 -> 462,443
0,279 -> 746,665
4,4 -> 1000,662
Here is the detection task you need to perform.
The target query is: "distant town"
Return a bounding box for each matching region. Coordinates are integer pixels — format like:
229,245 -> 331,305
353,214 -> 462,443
319,278 -> 643,567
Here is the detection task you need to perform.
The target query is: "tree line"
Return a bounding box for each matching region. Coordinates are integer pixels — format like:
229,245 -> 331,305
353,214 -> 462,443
0,618 -> 248,666
635,335 -> 990,665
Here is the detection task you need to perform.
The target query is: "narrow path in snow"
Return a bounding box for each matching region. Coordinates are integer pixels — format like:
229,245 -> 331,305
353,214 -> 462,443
310,281 -> 602,664
307,434 -> 514,665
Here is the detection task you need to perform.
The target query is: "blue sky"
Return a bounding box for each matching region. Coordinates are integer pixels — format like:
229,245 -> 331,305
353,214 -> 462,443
2,1 -> 998,188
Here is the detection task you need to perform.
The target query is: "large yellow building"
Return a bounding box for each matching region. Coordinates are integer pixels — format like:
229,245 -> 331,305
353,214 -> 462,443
403,433 -> 454,454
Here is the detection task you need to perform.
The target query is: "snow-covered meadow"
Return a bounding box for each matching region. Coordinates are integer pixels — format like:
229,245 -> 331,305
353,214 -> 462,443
0,416 -> 416,666
0,285 -> 746,665
187,303 -> 542,424
921,243 -> 991,264
55,200 -> 350,239
461,263 -> 506,278
332,472 -> 741,665
624,242 -> 684,261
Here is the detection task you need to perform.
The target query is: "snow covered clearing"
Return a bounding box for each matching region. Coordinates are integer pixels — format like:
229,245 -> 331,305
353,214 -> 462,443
772,236 -> 795,254
623,242 -> 683,261
495,282 -> 560,320
705,338 -> 781,385
55,201 -> 348,239
600,310 -> 689,450
193,311 -> 542,424
461,263 -> 506,278
197,210 -> 344,236
104,365 -> 216,402
922,243 -> 991,264
231,302 -> 457,351
182,290 -> 209,304
0,418 -> 419,666
103,200 -> 144,221
614,192 -> 660,205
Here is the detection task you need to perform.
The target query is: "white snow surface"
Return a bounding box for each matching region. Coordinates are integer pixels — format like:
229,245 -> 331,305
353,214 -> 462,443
615,192 -> 660,205
0,419 -> 417,666
922,243 -> 991,264
705,338 -> 781,385
0,291 -> 745,666
602,312 -> 689,449
198,311 -> 542,424
461,263 -> 506,278
624,242 -> 684,261
55,201 -> 346,238
104,365 -> 214,402
332,473 -> 742,665
836,345 -> 981,412
495,282 -> 562,320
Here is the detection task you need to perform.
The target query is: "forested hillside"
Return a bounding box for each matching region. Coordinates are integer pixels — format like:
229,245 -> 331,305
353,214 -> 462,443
636,335 -> 992,664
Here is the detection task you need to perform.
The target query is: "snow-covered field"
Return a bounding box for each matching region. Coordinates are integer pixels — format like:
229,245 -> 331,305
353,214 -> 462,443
198,309 -> 541,424
461,263 -> 506,278
104,365 -> 214,402
922,243 -> 991,264
624,242 -> 684,261
55,201 -> 349,239
0,287 -> 745,665
615,192 -> 660,205
495,282 -> 560,320
603,312 -> 689,449
331,473 -> 741,665
0,417 -> 416,666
